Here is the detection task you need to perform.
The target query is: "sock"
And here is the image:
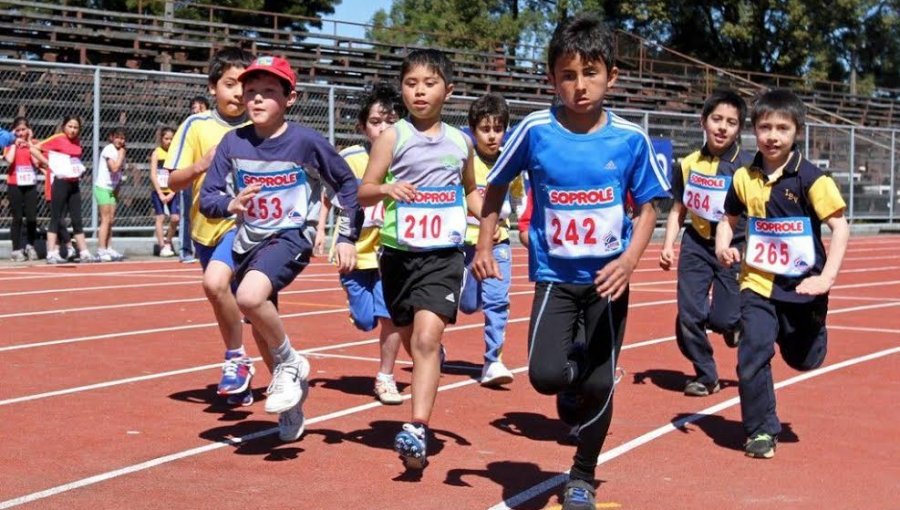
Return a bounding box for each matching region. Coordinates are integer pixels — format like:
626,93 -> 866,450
376,372 -> 395,382
225,347 -> 246,360
271,337 -> 297,365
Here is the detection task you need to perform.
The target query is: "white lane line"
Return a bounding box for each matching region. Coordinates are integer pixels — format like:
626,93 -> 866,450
0,333 -> 680,509
828,325 -> 900,334
0,299 -> 680,407
486,345 -> 900,510
0,280 -> 199,297
0,285 -> 344,319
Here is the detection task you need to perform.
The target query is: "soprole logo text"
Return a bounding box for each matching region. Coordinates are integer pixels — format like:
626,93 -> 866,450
548,187 -> 615,206
414,189 -> 457,204
688,173 -> 726,188
755,220 -> 805,234
241,170 -> 301,190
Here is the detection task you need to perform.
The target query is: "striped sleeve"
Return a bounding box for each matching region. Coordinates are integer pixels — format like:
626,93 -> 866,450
164,115 -> 200,171
488,110 -> 550,185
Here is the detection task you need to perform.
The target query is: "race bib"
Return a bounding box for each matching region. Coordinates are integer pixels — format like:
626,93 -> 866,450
746,217 -> 816,276
157,168 -> 170,189
544,185 -> 625,259
48,151 -> 85,179
237,166 -> 309,230
363,201 -> 385,228
466,185 -> 511,226
683,170 -> 730,222
15,165 -> 36,186
397,185 -> 467,249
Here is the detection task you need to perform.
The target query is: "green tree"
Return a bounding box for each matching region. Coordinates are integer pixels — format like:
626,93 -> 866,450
370,0 -> 899,89
368,0 -> 545,53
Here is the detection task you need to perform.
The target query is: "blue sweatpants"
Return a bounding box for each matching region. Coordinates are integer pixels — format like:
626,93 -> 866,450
460,242 -> 512,363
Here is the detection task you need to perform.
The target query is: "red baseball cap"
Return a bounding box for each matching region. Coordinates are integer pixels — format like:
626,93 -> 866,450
238,55 -> 297,90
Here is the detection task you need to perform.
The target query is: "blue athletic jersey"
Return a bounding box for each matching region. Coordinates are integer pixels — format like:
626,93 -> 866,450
489,107 -> 671,283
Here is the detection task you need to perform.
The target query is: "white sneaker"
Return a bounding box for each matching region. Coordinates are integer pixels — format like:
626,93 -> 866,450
278,378 -> 309,442
480,361 -> 514,387
374,376 -> 403,405
107,248 -> 125,261
10,250 -> 26,262
97,249 -> 113,262
46,251 -> 65,264
25,245 -> 38,261
265,353 -> 310,414
160,244 -> 175,257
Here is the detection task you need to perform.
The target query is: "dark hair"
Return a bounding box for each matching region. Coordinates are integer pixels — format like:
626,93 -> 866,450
12,116 -> 29,129
468,93 -> 509,130
701,89 -> 748,125
208,47 -> 253,85
108,127 -> 126,139
190,95 -> 210,109
158,127 -> 175,145
400,49 -> 453,85
241,70 -> 292,96
751,89 -> 806,129
548,13 -> 614,73
59,115 -> 82,133
357,82 -> 406,126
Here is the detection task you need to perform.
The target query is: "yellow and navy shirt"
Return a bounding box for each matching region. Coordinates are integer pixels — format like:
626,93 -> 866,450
153,146 -> 171,192
164,109 -> 250,247
464,152 -> 525,245
674,142 -> 752,242
724,148 -> 846,303
331,144 -> 380,270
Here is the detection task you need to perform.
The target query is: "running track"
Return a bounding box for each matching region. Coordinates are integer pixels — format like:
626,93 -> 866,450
1,236 -> 898,509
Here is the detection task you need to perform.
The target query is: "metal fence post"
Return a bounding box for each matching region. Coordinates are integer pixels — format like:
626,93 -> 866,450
849,127 -> 855,223
804,125 -> 809,156
91,67 -> 101,239
642,112 -> 649,132
891,130 -> 896,224
328,86 -> 335,145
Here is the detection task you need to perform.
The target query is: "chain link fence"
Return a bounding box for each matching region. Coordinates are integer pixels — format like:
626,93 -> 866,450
2,59 -> 899,243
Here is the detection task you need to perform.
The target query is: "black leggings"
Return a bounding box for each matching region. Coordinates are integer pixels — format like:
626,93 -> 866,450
8,184 -> 38,250
48,179 -> 83,236
528,282 -> 628,483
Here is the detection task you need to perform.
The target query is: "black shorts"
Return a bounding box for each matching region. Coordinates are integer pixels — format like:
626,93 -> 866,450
379,246 -> 465,327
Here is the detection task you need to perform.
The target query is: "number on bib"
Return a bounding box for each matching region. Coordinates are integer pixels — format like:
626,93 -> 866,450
745,217 -> 816,277
246,196 -> 284,220
15,166 -> 36,186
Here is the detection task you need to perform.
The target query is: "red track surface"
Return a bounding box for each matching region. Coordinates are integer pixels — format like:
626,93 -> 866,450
1,237 -> 898,509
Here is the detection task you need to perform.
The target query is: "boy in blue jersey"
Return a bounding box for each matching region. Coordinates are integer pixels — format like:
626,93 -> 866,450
359,49 -> 482,470
660,89 -> 754,397
200,56 -> 362,442
716,89 -> 849,459
473,14 -> 670,510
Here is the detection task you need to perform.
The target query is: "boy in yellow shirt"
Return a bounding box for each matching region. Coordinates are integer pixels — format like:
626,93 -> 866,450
165,47 -> 272,410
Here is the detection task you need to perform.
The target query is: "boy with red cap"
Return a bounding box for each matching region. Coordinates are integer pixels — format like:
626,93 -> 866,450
200,55 -> 363,442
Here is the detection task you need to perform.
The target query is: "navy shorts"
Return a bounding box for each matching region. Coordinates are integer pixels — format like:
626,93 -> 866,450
379,246 -> 464,327
234,229 -> 312,297
151,191 -> 181,216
